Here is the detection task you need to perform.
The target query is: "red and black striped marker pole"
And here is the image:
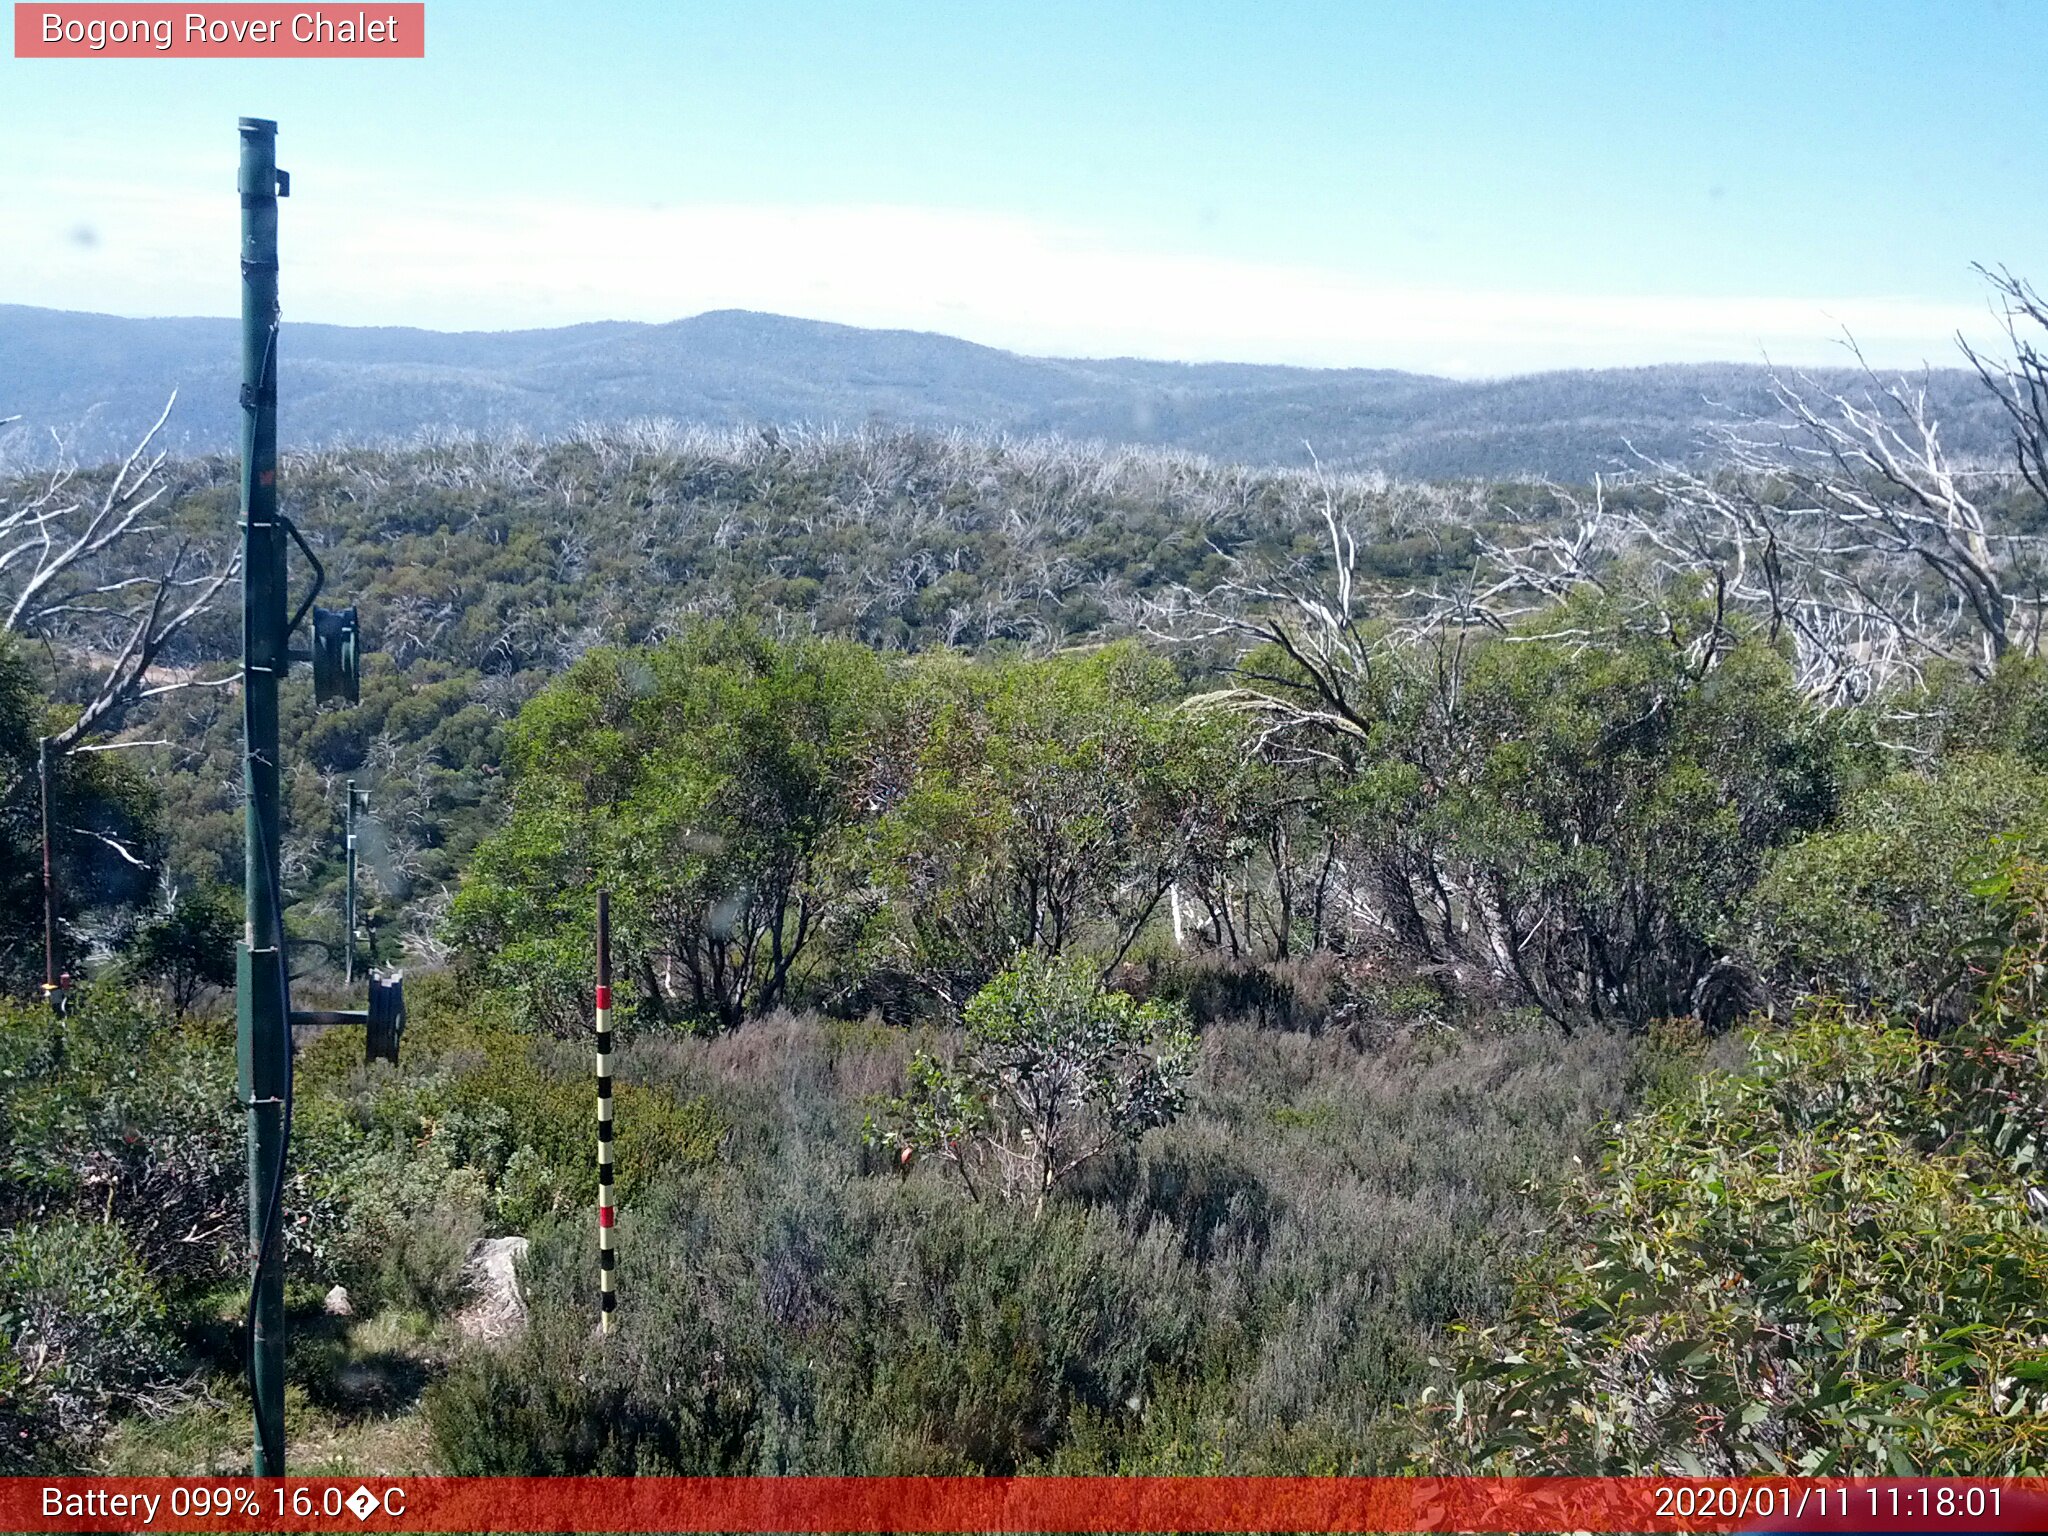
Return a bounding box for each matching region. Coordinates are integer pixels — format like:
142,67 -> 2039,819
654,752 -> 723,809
595,888 -> 616,1333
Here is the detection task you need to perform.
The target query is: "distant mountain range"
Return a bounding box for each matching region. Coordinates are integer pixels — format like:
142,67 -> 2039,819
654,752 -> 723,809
0,303 -> 2012,481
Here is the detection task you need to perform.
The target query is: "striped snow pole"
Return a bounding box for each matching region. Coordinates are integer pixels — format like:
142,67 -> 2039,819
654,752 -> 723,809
595,889 -> 616,1333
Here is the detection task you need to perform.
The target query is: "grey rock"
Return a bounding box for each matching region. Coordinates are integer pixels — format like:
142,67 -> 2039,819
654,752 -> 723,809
457,1235 -> 531,1342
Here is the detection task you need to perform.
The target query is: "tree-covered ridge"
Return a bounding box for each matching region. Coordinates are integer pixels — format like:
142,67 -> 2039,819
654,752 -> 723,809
2,302 -> 2019,481
17,425 -> 1493,971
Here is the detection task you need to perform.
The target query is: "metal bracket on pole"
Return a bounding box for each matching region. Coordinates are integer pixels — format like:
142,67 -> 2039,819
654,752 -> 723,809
280,516 -> 326,641
289,974 -> 403,1065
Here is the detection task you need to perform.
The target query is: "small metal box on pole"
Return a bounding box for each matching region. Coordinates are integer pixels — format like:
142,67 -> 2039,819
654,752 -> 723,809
313,605 -> 360,705
366,975 -> 406,1064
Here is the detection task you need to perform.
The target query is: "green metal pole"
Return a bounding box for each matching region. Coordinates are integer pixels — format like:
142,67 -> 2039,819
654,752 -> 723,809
235,114 -> 289,1478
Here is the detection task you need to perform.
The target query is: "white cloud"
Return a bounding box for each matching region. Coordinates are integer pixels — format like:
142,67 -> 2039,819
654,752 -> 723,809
0,173 -> 2000,376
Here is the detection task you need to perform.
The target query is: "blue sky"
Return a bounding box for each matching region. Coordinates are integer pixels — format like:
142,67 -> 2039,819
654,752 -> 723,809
3,0 -> 2043,373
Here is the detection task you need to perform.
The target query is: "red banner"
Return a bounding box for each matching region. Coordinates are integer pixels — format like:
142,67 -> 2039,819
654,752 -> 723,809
6,1477 -> 2048,1533
13,4 -> 424,58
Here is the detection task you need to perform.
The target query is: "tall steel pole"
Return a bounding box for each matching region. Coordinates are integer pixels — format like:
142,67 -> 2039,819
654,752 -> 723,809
235,114 -> 290,1477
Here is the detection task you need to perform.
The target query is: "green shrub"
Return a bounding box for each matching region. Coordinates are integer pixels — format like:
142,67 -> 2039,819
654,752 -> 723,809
0,988 -> 242,1284
292,1087 -> 491,1315
0,633 -> 165,993
1745,752 -> 2048,1015
1446,604 -> 1847,1027
450,624 -> 887,1034
865,644 -> 1239,1004
1936,651 -> 2048,768
427,998 -> 1634,1477
868,952 -> 1193,1217
446,1031 -> 723,1225
427,1182 -> 1199,1475
1433,852 -> 2048,1475
1626,1014 -> 1713,1110
1121,1127 -> 1278,1262
292,1011 -> 723,1312
0,1219 -> 183,1470
124,881 -> 239,1016
1142,950 -> 1363,1033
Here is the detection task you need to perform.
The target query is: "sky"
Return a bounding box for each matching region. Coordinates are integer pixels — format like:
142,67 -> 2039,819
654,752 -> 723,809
3,0 -> 2044,376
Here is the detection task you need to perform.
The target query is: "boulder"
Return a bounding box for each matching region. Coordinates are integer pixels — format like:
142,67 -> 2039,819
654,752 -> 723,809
456,1235 -> 530,1341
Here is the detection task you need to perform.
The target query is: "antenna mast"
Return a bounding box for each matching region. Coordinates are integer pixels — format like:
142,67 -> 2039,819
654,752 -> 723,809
235,112 -> 291,1477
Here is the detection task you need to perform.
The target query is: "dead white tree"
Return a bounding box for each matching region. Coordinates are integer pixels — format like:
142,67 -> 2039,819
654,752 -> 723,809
1,394 -> 241,751
1747,358 -> 2027,667
1962,265 -> 2048,514
1158,277 -> 2048,1013
1149,458 -> 1492,965
2,398 -> 241,982
1464,330 -> 2045,709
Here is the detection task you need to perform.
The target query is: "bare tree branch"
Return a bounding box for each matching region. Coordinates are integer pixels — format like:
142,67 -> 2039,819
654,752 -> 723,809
1,398 -> 243,757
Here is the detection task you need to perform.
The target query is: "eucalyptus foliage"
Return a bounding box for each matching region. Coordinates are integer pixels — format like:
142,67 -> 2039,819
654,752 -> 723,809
451,623 -> 886,1033
864,643 -> 1244,1004
1434,854 -> 2048,1474
869,952 -> 1195,1217
1745,752 -> 2048,1017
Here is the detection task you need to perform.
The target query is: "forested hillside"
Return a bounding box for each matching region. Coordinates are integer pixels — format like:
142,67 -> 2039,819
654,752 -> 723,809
1,302 -> 2015,480
7,279 -> 2048,1477
9,424 -> 1531,967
